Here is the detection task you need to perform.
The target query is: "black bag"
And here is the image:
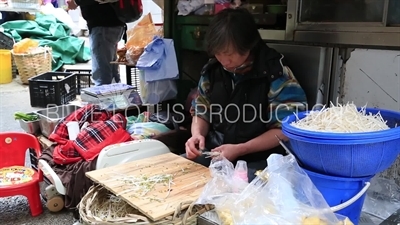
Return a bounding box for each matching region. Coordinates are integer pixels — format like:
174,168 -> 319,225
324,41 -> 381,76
111,0 -> 143,23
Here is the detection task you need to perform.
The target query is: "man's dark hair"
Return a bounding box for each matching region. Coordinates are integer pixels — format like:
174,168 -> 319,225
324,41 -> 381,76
205,8 -> 262,56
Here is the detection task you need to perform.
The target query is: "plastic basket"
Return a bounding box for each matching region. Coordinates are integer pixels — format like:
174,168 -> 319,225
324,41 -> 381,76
28,72 -> 77,108
282,108 -> 400,140
64,69 -> 93,94
0,32 -> 14,49
126,65 -> 140,90
282,108 -> 400,178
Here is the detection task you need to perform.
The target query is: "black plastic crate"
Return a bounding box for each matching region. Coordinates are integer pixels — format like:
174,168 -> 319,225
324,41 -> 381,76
64,69 -> 93,94
0,32 -> 14,49
126,65 -> 140,94
28,72 -> 77,108
1,32 -> 18,78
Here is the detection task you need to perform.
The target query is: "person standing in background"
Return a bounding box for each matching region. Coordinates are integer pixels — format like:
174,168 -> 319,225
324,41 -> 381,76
66,0 -> 125,86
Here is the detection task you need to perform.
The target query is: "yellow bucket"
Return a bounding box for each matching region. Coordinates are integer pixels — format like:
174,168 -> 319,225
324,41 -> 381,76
0,49 -> 13,84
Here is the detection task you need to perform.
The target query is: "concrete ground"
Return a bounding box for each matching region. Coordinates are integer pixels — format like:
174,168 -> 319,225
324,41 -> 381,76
0,53 -> 128,224
0,2 -> 155,223
0,78 -> 76,225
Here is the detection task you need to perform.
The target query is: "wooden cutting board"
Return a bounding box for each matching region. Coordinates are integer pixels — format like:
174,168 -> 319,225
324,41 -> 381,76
85,152 -> 212,221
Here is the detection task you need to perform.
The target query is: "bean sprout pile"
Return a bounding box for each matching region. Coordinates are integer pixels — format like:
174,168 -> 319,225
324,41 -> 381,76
117,174 -> 174,200
291,103 -> 391,133
93,194 -> 142,221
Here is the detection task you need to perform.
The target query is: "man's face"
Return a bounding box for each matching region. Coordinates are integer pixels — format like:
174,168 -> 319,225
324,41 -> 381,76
215,47 -> 250,72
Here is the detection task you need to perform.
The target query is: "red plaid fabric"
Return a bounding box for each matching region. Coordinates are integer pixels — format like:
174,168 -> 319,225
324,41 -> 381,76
51,104 -> 132,165
73,114 -> 132,161
53,141 -> 80,165
49,104 -> 110,145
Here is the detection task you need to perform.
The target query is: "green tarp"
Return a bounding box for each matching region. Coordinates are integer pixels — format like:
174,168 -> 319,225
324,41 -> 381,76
0,13 -> 91,71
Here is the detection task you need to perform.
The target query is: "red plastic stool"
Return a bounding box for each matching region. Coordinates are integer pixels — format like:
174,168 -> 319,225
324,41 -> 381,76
0,132 -> 43,217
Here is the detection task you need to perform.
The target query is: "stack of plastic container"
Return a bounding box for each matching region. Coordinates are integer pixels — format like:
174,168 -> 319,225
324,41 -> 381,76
281,107 -> 400,224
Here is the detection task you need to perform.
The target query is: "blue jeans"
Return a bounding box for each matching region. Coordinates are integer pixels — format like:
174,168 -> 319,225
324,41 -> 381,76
89,26 -> 124,86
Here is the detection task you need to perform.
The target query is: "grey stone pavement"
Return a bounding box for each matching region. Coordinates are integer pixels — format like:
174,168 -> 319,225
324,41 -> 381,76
0,5 -> 145,223
0,78 -> 75,225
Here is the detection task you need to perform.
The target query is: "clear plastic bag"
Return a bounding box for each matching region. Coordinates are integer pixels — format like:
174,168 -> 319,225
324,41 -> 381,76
195,157 -> 254,225
13,38 -> 39,54
196,154 -> 354,225
231,154 -> 342,224
362,176 -> 400,220
138,70 -> 177,104
196,157 -> 248,206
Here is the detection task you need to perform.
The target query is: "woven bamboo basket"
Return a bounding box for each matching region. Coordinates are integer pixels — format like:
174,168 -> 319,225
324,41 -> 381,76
11,47 -> 52,84
78,185 -> 214,225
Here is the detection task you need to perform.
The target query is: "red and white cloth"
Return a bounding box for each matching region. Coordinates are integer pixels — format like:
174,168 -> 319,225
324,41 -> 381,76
49,104 -> 132,165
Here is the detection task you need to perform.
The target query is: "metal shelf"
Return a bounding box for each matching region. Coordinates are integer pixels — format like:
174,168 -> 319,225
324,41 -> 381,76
0,6 -> 39,12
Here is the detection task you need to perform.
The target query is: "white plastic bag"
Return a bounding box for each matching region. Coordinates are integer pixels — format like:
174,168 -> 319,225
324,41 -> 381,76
195,154 -> 355,225
138,70 -> 177,104
196,157 -> 248,206
40,4 -> 76,31
363,176 -> 400,220
231,154 -> 341,225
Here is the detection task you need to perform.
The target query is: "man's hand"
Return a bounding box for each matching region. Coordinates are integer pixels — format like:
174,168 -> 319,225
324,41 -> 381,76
211,144 -> 242,161
66,0 -> 78,10
185,134 -> 205,160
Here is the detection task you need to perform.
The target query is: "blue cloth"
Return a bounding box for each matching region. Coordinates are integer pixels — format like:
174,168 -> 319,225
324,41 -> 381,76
126,122 -> 171,138
82,83 -> 134,95
136,37 -> 179,82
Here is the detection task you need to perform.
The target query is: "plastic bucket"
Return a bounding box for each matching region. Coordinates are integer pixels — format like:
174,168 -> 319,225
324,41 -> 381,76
282,108 -> 400,140
0,49 -> 13,84
281,108 -> 400,178
304,168 -> 372,225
